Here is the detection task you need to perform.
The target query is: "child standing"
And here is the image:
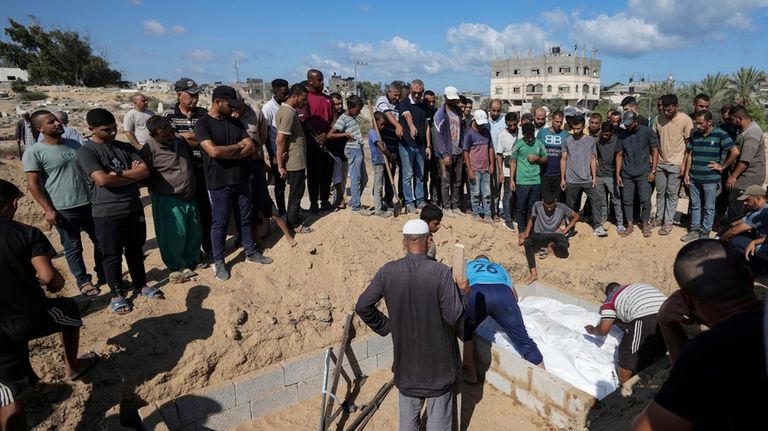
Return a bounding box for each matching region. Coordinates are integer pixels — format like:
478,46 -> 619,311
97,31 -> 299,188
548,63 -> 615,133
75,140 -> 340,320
328,95 -> 371,215
509,122 -> 548,245
368,112 -> 392,217
420,203 -> 443,260
463,110 -> 495,222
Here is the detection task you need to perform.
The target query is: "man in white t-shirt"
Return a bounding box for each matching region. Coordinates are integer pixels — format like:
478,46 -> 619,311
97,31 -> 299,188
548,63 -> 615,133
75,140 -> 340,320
495,112 -> 521,231
123,93 -> 155,150
261,78 -> 290,215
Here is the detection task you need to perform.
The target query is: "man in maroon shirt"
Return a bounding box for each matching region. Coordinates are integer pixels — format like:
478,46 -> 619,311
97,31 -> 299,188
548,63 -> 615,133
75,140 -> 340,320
299,69 -> 336,213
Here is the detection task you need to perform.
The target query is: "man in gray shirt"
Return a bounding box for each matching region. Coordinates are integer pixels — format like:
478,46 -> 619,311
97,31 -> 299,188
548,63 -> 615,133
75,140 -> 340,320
616,111 -> 659,237
726,105 -> 766,218
355,219 -> 466,431
560,115 -> 606,237
123,93 -> 155,150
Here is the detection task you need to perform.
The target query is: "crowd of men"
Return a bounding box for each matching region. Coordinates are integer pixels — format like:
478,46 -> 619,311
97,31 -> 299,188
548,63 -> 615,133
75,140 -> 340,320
3,70 -> 768,430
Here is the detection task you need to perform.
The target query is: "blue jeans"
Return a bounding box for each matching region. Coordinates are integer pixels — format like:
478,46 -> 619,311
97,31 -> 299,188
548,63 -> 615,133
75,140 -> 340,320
689,180 -> 718,233
398,144 -> 425,205
469,170 -> 491,216
345,146 -> 368,210
56,204 -> 104,288
208,181 -> 256,263
515,184 -> 541,229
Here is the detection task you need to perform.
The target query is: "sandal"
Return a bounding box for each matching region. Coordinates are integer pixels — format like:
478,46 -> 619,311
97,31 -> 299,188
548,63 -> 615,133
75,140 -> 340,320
659,224 -> 673,236
621,225 -> 634,237
641,224 -> 653,237
79,282 -> 101,297
294,225 -> 314,234
69,352 -> 99,381
139,285 -> 165,300
110,297 -> 133,315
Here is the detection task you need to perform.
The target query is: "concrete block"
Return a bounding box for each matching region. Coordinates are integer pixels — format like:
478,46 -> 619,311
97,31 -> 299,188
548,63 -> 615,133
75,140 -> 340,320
496,347 -> 532,385
296,372 -> 327,402
138,403 -> 170,431
377,349 -> 394,370
196,403 -> 250,431
565,390 -> 595,418
514,387 -> 546,416
366,333 -> 393,356
175,383 -> 235,425
158,400 -> 181,430
233,363 -> 285,405
484,370 -> 512,395
342,355 -> 378,380
530,367 -> 567,409
283,351 -> 326,386
547,408 -> 573,430
250,384 -> 299,418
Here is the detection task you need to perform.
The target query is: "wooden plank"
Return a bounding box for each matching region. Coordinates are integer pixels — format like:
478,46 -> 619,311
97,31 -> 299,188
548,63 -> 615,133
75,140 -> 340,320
322,313 -> 355,430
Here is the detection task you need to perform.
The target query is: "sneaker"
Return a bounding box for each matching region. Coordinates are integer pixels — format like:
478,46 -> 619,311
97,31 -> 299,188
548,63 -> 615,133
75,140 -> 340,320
309,203 -> 320,214
352,208 -> 374,216
406,204 -> 417,214
616,225 -> 627,235
415,201 -> 426,210
181,268 -> 197,280
681,231 -> 700,242
169,271 -> 185,284
212,262 -> 230,281
504,220 -> 516,232
593,226 -> 608,237
246,253 -> 274,264
374,210 -> 391,218
658,223 -> 674,236
699,231 -> 711,239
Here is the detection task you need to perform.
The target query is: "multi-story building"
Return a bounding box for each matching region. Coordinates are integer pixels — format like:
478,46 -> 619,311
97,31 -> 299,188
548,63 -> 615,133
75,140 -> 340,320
489,47 -> 601,109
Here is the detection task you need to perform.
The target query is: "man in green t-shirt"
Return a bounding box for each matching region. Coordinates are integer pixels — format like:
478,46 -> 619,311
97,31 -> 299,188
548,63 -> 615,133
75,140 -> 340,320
509,122 -> 548,245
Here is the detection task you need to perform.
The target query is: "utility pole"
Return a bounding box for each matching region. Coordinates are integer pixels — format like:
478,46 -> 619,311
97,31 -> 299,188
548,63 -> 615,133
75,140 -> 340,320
354,61 -> 368,97
234,59 -> 240,84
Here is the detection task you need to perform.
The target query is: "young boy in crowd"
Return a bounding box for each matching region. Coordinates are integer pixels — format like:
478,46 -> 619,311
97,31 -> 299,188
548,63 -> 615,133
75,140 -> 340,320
368,112 -> 392,217
420,203 -> 443,260
509,122 -> 548,245
77,108 -> 164,315
463,110 -> 495,221
328,95 -> 371,215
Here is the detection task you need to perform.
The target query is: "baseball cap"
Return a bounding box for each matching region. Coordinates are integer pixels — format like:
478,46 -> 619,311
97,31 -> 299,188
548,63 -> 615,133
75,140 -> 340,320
403,219 -> 430,235
444,86 -> 460,100
212,85 -> 243,109
472,110 -> 489,125
174,77 -> 200,94
622,111 -> 638,127
737,185 -> 766,200
564,106 -> 578,117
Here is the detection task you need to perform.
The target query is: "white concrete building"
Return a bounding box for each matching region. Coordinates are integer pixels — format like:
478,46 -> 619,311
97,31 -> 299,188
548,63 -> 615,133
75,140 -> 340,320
489,47 -> 601,109
136,79 -> 173,93
0,67 -> 29,83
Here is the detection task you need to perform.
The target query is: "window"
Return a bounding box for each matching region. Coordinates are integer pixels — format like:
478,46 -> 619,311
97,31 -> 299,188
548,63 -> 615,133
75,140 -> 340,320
526,84 -> 535,93
576,66 -> 580,74
513,87 -> 521,94
534,84 -> 543,93
495,70 -> 502,77
7,76 -> 16,80
558,85 -> 570,93
559,66 -> 571,74
495,86 -> 503,95
547,66 -> 553,73
574,85 -> 579,93
593,69 -> 599,77
513,69 -> 520,75
584,67 -> 590,76
547,85 -> 552,93
531,68 -> 540,75
592,87 -> 597,95
582,84 -> 589,94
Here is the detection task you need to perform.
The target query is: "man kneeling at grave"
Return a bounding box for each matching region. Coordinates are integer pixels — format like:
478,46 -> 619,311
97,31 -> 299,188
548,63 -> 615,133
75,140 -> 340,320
460,255 -> 544,384
585,282 -> 667,386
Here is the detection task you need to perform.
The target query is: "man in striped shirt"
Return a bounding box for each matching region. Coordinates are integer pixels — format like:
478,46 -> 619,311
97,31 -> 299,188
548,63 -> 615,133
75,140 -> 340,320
681,111 -> 740,242
585,282 -> 667,384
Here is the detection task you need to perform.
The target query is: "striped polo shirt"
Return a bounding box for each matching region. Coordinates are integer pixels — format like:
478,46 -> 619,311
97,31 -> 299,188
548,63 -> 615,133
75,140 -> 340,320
600,283 -> 667,322
687,127 -> 734,183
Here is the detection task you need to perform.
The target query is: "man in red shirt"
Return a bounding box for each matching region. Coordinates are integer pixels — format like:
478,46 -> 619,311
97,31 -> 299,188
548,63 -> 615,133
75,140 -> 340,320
300,69 -> 336,213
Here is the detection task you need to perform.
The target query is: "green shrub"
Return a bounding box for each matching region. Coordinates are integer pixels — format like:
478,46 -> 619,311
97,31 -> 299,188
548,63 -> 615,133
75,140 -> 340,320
19,91 -> 48,101
11,80 -> 27,93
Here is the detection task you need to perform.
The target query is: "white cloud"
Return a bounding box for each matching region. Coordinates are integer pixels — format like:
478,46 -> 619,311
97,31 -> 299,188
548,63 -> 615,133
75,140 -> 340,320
572,13 -> 683,57
172,25 -> 186,34
131,0 -> 142,5
186,49 -> 214,61
446,23 -> 550,65
143,19 -> 166,36
233,50 -> 248,61
542,8 -> 569,26
328,36 -> 454,77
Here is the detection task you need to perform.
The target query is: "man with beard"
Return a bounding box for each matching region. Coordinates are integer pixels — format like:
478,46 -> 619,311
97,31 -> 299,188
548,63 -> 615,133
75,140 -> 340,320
725,105 -> 766,219
398,79 -> 430,212
301,69 -> 335,213
537,111 -> 569,201
588,112 -> 603,137
533,107 -> 548,137
487,99 -> 505,221
616,111 -> 659,237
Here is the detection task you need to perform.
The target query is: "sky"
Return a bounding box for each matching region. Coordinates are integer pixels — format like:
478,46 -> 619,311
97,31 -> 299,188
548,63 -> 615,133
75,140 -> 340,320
3,0 -> 768,93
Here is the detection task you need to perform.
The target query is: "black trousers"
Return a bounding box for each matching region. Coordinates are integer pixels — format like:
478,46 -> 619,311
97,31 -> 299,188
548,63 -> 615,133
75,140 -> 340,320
93,211 -> 147,296
523,232 -> 569,269
194,167 -> 212,254
541,175 -> 564,202
286,169 -> 307,227
425,154 -> 442,205
306,145 -> 333,207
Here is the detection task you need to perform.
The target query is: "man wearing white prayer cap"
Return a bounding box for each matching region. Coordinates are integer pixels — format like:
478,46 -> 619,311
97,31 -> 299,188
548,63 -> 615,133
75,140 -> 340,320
355,219 -> 468,431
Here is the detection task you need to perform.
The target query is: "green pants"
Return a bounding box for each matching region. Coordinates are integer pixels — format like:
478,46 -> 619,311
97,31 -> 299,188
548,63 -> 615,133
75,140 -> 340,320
151,193 -> 202,271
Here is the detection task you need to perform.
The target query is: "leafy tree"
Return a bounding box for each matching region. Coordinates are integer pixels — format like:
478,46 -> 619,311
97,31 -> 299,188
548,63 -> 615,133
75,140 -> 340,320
731,66 -> 766,105
357,80 -> 383,103
0,18 -> 122,86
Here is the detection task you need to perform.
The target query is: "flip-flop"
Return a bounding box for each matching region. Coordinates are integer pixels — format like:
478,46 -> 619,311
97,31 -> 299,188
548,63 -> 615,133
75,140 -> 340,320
294,225 -> 314,234
69,352 -> 99,381
79,283 -> 101,297
110,297 -> 132,315
140,285 -> 165,300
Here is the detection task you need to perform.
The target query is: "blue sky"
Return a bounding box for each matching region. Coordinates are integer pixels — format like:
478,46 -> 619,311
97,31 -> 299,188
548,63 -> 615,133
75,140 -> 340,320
3,0 -> 768,93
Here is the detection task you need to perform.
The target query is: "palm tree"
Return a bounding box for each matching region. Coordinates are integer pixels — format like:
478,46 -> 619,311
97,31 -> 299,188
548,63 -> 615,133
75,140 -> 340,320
637,81 -> 675,117
730,66 -> 766,105
698,73 -> 733,107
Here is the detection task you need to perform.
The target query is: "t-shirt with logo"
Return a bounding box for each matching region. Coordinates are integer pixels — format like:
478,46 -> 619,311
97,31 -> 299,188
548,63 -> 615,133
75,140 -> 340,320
510,138 -> 547,185
333,113 -> 363,152
653,112 -> 693,165
599,283 -> 666,322
22,138 -> 90,210
164,104 -> 208,165
687,127 -> 735,184
465,258 -> 513,288
76,140 -> 144,217
447,108 -> 463,155
462,127 -> 492,172
194,114 -> 250,189
531,201 -> 572,234
562,134 -> 597,184
537,128 -> 569,177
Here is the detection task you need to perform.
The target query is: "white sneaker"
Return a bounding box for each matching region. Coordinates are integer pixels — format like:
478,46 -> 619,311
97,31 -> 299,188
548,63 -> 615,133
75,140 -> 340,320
593,226 -> 608,237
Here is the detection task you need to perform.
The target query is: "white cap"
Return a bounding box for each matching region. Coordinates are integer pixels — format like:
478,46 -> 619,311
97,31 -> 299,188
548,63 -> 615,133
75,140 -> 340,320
402,219 -> 430,235
472,109 -> 489,125
444,86 -> 460,100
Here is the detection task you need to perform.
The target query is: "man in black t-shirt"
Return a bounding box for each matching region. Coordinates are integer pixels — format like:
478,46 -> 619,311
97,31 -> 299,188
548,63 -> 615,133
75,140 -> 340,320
194,86 -> 272,282
0,180 -> 97,430
631,239 -> 767,430
77,109 -> 163,315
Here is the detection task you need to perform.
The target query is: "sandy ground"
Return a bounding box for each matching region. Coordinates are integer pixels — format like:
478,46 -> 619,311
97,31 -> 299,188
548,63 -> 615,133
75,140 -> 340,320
239,369 -> 551,431
2,90 -> 764,430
